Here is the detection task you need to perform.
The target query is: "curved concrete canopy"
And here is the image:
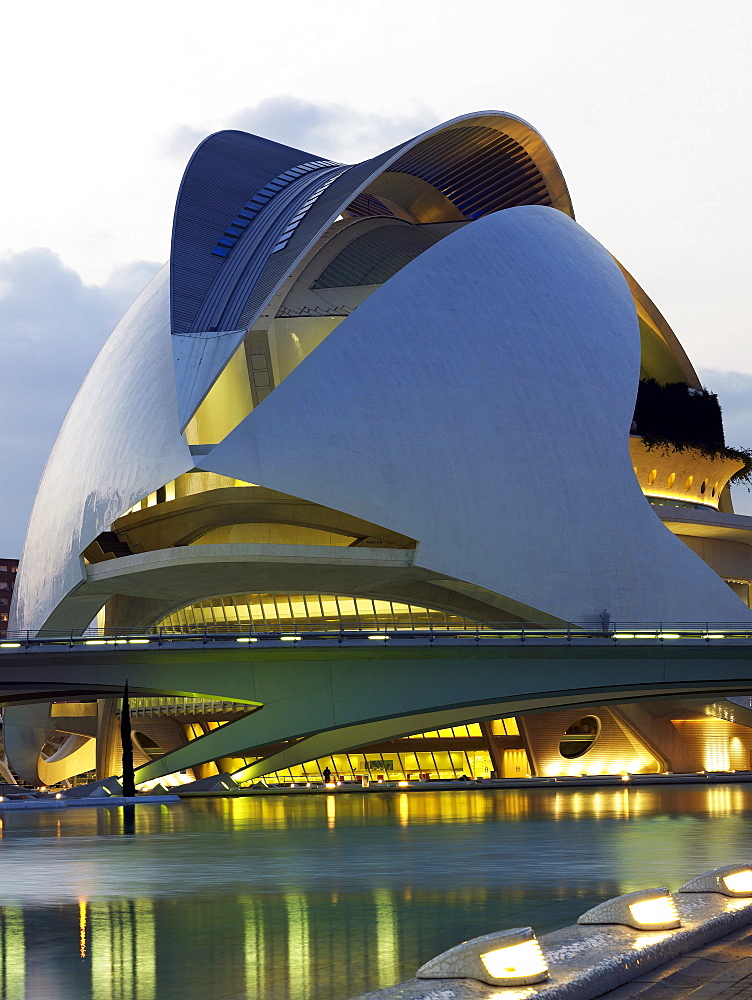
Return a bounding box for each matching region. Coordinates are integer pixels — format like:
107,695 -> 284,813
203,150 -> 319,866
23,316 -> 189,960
200,207 -> 751,625
42,543 -> 524,632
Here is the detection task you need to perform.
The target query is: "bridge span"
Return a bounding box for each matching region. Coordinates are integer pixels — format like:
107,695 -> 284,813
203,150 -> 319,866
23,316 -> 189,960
3,625 -> 752,781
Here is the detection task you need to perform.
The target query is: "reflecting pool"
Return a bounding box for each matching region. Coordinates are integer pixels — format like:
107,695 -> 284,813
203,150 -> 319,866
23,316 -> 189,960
1,785 -> 751,999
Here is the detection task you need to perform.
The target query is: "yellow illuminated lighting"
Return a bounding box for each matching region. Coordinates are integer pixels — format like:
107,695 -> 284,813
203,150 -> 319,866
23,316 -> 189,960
629,896 -> 679,928
79,900 -> 87,958
659,634 -> 681,640
325,782 -> 336,789
0,642 -> 21,648
723,870 -> 752,894
368,635 -> 388,640
632,931 -> 672,949
128,639 -> 150,644
480,939 -> 548,984
85,640 -> 107,645
236,638 -> 259,643
280,636 -> 301,641
0,796 -> 4,803
580,888 -> 680,930
706,634 -> 726,639
397,780 -> 409,787
55,793 -> 63,800
613,633 -> 635,639
621,774 -> 630,781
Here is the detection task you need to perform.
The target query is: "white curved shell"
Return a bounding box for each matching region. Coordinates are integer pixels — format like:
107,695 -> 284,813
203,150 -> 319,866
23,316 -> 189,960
11,265 -> 193,631
201,207 -> 749,624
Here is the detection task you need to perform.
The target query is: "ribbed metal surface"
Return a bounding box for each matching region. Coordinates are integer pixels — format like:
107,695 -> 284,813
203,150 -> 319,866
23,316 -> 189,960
388,125 -> 552,219
170,130 -> 314,335
190,165 -> 351,333
169,114 -> 571,410
211,158 -> 338,259
235,152 -> 402,331
343,192 -> 396,218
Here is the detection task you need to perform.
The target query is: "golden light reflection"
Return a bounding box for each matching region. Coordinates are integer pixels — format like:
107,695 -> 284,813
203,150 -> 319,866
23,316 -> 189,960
79,900 -> 87,959
632,930 -> 672,949
725,898 -> 752,913
326,795 -> 336,829
374,888 -> 399,987
398,793 -> 409,827
91,900 -> 155,1000
285,893 -> 310,1000
484,991 -> 538,1000
242,897 -> 265,995
0,906 -> 24,1000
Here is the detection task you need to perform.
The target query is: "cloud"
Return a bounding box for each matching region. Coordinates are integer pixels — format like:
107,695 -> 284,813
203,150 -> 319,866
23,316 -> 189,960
699,367 -> 752,515
164,95 -> 436,164
0,249 -> 161,556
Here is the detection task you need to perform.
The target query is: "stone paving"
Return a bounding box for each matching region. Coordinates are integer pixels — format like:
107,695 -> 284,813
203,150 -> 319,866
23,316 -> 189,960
594,925 -> 752,999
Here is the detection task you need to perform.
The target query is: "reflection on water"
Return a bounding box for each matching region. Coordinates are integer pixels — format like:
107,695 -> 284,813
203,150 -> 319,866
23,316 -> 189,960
0,785 -> 750,999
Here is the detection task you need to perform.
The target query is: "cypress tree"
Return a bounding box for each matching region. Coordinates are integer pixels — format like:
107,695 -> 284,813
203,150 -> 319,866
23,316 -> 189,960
121,680 -> 136,798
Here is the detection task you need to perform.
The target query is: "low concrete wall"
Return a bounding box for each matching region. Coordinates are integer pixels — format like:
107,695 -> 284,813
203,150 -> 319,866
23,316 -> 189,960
353,892 -> 752,1000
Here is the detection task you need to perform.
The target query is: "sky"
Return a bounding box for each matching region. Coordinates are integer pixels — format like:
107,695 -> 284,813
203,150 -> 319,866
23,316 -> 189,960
2,0 -> 752,555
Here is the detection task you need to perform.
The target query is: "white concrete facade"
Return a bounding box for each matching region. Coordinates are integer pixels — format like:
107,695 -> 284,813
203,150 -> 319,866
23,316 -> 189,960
8,109 -> 752,786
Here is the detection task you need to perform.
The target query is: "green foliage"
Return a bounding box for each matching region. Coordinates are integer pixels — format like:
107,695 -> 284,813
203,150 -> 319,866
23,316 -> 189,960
633,379 -> 752,487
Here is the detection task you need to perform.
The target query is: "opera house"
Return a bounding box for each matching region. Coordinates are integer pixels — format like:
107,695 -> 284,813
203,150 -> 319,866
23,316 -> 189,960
7,110 -> 752,788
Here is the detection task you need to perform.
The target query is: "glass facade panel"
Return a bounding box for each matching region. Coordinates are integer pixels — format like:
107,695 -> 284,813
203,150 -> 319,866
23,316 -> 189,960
189,524 -> 356,546
268,317 -> 345,385
156,593 -> 482,634
185,344 -> 254,446
311,226 -> 437,289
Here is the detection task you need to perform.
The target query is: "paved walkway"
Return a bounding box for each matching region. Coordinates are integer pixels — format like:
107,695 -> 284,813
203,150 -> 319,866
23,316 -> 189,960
595,925 -> 752,999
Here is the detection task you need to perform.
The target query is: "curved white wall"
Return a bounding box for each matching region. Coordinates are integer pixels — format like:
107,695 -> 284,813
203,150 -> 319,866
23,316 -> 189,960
201,207 -> 752,625
10,265 -> 193,631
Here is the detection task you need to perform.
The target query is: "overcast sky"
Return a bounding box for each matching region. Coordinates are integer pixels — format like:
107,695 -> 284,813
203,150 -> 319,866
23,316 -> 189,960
2,0 -> 751,555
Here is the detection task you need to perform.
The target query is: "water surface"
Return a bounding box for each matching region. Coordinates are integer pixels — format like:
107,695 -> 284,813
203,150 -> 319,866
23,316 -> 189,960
1,785 -> 751,999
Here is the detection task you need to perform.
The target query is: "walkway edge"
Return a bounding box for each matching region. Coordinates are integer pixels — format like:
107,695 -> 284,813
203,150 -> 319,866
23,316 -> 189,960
352,893 -> 752,999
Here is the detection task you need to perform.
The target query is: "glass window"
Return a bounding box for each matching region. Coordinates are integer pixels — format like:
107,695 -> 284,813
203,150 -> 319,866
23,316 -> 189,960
312,225 -> 437,289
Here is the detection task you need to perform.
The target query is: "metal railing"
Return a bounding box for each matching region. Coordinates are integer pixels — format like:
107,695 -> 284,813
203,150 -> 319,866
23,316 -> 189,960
120,696 -> 251,718
3,622 -> 752,651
